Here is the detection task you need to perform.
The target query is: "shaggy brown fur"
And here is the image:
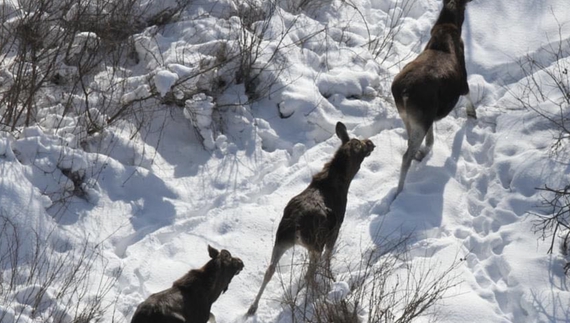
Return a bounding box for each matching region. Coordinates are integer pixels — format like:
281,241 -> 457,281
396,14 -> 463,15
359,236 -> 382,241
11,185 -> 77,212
131,246 -> 244,323
247,122 -> 375,315
391,0 -> 475,197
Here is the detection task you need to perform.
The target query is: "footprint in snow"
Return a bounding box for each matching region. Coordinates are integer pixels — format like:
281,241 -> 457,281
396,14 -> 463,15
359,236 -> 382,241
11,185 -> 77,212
369,187 -> 398,215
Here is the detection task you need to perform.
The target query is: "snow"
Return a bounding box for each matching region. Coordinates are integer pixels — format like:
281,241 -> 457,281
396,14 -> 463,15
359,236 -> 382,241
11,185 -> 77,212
2,0 -> 570,322
154,70 -> 180,97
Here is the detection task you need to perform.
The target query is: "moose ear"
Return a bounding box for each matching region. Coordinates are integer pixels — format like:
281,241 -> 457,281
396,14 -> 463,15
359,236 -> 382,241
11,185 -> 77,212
336,122 -> 350,144
208,245 -> 219,259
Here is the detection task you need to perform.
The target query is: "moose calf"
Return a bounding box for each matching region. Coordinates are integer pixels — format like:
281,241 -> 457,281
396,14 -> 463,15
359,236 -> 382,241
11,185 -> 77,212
131,245 -> 244,323
247,122 -> 375,315
391,0 -> 475,197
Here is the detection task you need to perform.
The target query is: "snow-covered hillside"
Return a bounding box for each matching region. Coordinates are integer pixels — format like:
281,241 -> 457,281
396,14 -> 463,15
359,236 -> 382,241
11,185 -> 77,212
2,0 -> 570,322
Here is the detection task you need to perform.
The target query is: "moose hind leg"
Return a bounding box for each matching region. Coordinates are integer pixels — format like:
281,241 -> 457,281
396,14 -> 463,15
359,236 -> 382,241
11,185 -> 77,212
465,93 -> 477,119
322,230 -> 340,279
247,243 -> 290,316
305,250 -> 323,295
414,124 -> 434,161
396,123 -> 427,196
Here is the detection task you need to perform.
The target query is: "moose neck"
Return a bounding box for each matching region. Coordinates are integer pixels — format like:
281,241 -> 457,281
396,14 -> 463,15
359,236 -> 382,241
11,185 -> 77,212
174,267 -> 224,304
203,266 -> 226,303
434,2 -> 465,32
313,154 -> 359,194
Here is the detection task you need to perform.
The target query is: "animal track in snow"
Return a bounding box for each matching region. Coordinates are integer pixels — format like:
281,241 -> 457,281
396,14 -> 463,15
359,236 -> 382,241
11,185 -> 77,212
446,106 -> 532,321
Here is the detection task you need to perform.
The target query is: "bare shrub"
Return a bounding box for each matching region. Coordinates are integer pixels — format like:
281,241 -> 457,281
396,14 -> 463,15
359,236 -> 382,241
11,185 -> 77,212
512,21 -> 570,272
0,212 -> 122,322
508,26 -> 570,153
166,2 -> 302,148
0,0 -> 190,134
367,0 -> 416,66
533,186 -> 570,270
277,232 -> 462,323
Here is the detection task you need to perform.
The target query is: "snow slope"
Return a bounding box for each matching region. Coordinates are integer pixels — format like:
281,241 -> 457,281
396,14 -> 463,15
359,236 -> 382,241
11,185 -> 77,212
2,0 -> 570,322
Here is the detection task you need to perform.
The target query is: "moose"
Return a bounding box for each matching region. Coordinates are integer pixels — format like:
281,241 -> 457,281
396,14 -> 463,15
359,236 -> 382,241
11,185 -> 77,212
131,245 -> 244,323
391,0 -> 476,197
247,122 -> 375,315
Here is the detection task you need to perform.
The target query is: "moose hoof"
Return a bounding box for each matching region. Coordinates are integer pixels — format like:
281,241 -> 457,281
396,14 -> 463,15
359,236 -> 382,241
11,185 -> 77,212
414,150 -> 427,162
246,305 -> 258,316
466,107 -> 477,119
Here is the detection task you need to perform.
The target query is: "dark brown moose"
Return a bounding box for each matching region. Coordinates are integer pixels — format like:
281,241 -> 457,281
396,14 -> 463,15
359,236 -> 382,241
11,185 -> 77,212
391,0 -> 475,197
247,122 -> 375,315
131,245 -> 244,323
